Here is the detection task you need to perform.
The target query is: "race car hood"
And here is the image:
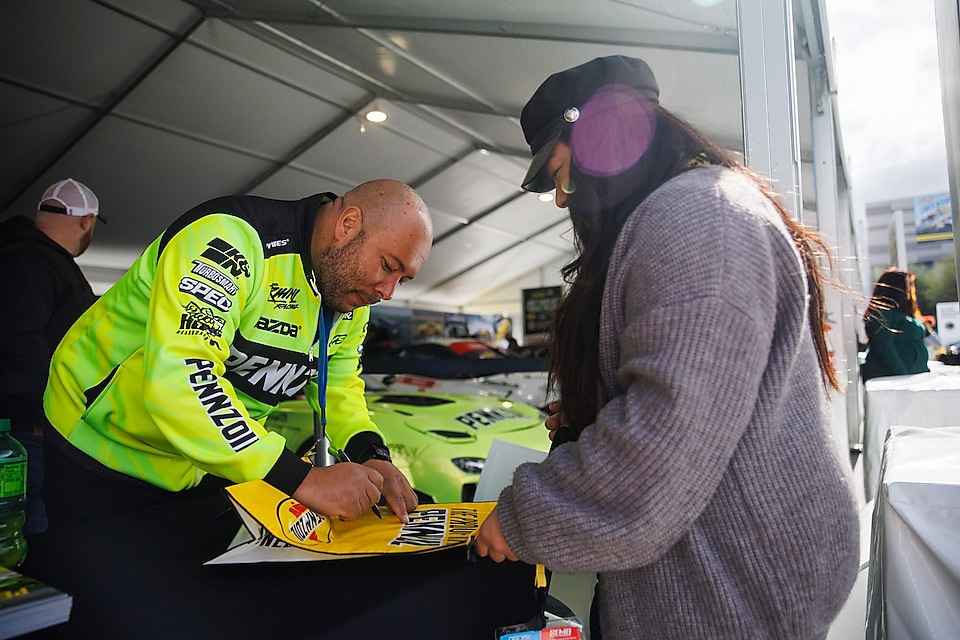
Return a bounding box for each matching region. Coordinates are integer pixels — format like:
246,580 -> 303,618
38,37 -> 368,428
366,393 -> 543,437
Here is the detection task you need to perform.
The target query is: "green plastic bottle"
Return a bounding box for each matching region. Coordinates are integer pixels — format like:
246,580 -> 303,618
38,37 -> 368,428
0,418 -> 28,568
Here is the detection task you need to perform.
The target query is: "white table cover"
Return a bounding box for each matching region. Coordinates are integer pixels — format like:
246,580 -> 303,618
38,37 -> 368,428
865,426 -> 960,640
862,361 -> 960,501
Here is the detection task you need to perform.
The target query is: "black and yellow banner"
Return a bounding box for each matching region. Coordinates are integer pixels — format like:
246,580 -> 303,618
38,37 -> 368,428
207,480 -> 495,564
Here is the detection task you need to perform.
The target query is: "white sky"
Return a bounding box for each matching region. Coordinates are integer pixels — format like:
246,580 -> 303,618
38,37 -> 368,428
824,0 -> 950,218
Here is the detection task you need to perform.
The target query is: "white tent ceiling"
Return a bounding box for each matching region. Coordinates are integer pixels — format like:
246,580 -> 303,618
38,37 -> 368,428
0,0 -> 844,310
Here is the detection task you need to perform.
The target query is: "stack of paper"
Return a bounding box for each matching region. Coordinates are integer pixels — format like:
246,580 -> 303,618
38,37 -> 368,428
0,567 -> 72,639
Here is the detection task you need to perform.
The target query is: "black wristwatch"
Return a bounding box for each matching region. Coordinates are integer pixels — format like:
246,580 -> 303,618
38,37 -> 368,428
352,443 -> 392,464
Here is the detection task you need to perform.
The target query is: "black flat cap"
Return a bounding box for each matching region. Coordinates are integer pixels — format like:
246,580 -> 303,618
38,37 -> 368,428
520,56 -> 660,193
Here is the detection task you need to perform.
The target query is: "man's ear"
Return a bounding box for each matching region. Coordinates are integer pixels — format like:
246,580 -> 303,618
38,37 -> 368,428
335,205 -> 362,242
79,214 -> 96,233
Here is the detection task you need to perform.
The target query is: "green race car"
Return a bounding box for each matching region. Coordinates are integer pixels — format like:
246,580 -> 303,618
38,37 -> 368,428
264,391 -> 551,504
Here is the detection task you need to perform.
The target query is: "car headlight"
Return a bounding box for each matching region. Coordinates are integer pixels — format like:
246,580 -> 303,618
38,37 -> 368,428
451,457 -> 485,474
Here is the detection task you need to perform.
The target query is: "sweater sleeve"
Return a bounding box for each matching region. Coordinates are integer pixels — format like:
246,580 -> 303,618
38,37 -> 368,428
495,169 -> 797,572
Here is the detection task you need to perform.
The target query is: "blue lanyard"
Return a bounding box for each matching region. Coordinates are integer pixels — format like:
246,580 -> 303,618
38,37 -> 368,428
316,304 -> 334,437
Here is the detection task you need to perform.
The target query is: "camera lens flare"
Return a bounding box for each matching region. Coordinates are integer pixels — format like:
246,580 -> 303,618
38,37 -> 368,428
570,85 -> 656,178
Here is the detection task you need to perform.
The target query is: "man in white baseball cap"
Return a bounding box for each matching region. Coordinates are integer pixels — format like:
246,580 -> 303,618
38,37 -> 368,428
0,178 -> 103,534
31,178 -> 105,258
38,177 -> 106,223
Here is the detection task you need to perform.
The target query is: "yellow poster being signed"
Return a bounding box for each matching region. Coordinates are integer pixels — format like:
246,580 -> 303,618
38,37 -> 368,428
207,480 -> 495,564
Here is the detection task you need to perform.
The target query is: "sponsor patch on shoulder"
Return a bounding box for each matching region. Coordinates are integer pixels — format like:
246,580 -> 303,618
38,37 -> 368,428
191,260 -> 239,295
201,238 -> 250,278
178,301 -> 226,346
179,276 -> 233,311
264,236 -> 292,258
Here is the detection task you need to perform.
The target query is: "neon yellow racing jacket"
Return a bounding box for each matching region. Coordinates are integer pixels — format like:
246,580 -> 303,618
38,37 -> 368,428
44,193 -> 383,495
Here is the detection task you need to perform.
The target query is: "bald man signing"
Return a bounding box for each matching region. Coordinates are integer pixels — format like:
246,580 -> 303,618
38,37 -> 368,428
42,179 -> 433,530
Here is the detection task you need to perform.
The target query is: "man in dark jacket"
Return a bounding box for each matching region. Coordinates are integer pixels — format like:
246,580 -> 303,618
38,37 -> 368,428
0,178 -> 104,534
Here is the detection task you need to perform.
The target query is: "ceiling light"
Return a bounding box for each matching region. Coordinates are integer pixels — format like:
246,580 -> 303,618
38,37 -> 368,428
365,107 -> 387,123
538,193 -> 554,202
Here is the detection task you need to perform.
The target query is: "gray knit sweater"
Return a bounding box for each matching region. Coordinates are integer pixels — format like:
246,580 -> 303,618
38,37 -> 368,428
496,166 -> 860,639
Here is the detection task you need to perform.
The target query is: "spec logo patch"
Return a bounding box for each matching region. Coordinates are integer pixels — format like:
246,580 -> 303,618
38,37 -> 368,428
179,276 -> 232,311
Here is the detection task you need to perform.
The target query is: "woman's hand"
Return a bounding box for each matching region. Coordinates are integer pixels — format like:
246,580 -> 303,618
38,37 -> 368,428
544,401 -> 566,441
474,507 -> 518,563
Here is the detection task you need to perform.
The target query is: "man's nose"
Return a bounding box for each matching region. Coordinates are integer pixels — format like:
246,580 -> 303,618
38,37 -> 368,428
375,277 -> 400,301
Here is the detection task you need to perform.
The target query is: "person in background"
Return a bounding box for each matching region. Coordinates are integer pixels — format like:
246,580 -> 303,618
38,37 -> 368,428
474,56 -> 860,639
42,179 -> 431,530
0,178 -> 104,535
860,267 -> 930,381
920,314 -> 944,360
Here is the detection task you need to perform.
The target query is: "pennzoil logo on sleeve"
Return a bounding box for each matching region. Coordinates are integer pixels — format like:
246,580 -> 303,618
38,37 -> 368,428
201,238 -> 250,278
191,260 -> 239,295
178,301 -> 225,346
184,358 -> 259,452
267,283 -> 300,309
179,276 -> 233,311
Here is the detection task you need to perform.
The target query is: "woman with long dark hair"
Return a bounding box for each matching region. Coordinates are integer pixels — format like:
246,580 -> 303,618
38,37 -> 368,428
860,267 -> 930,381
474,56 -> 859,639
